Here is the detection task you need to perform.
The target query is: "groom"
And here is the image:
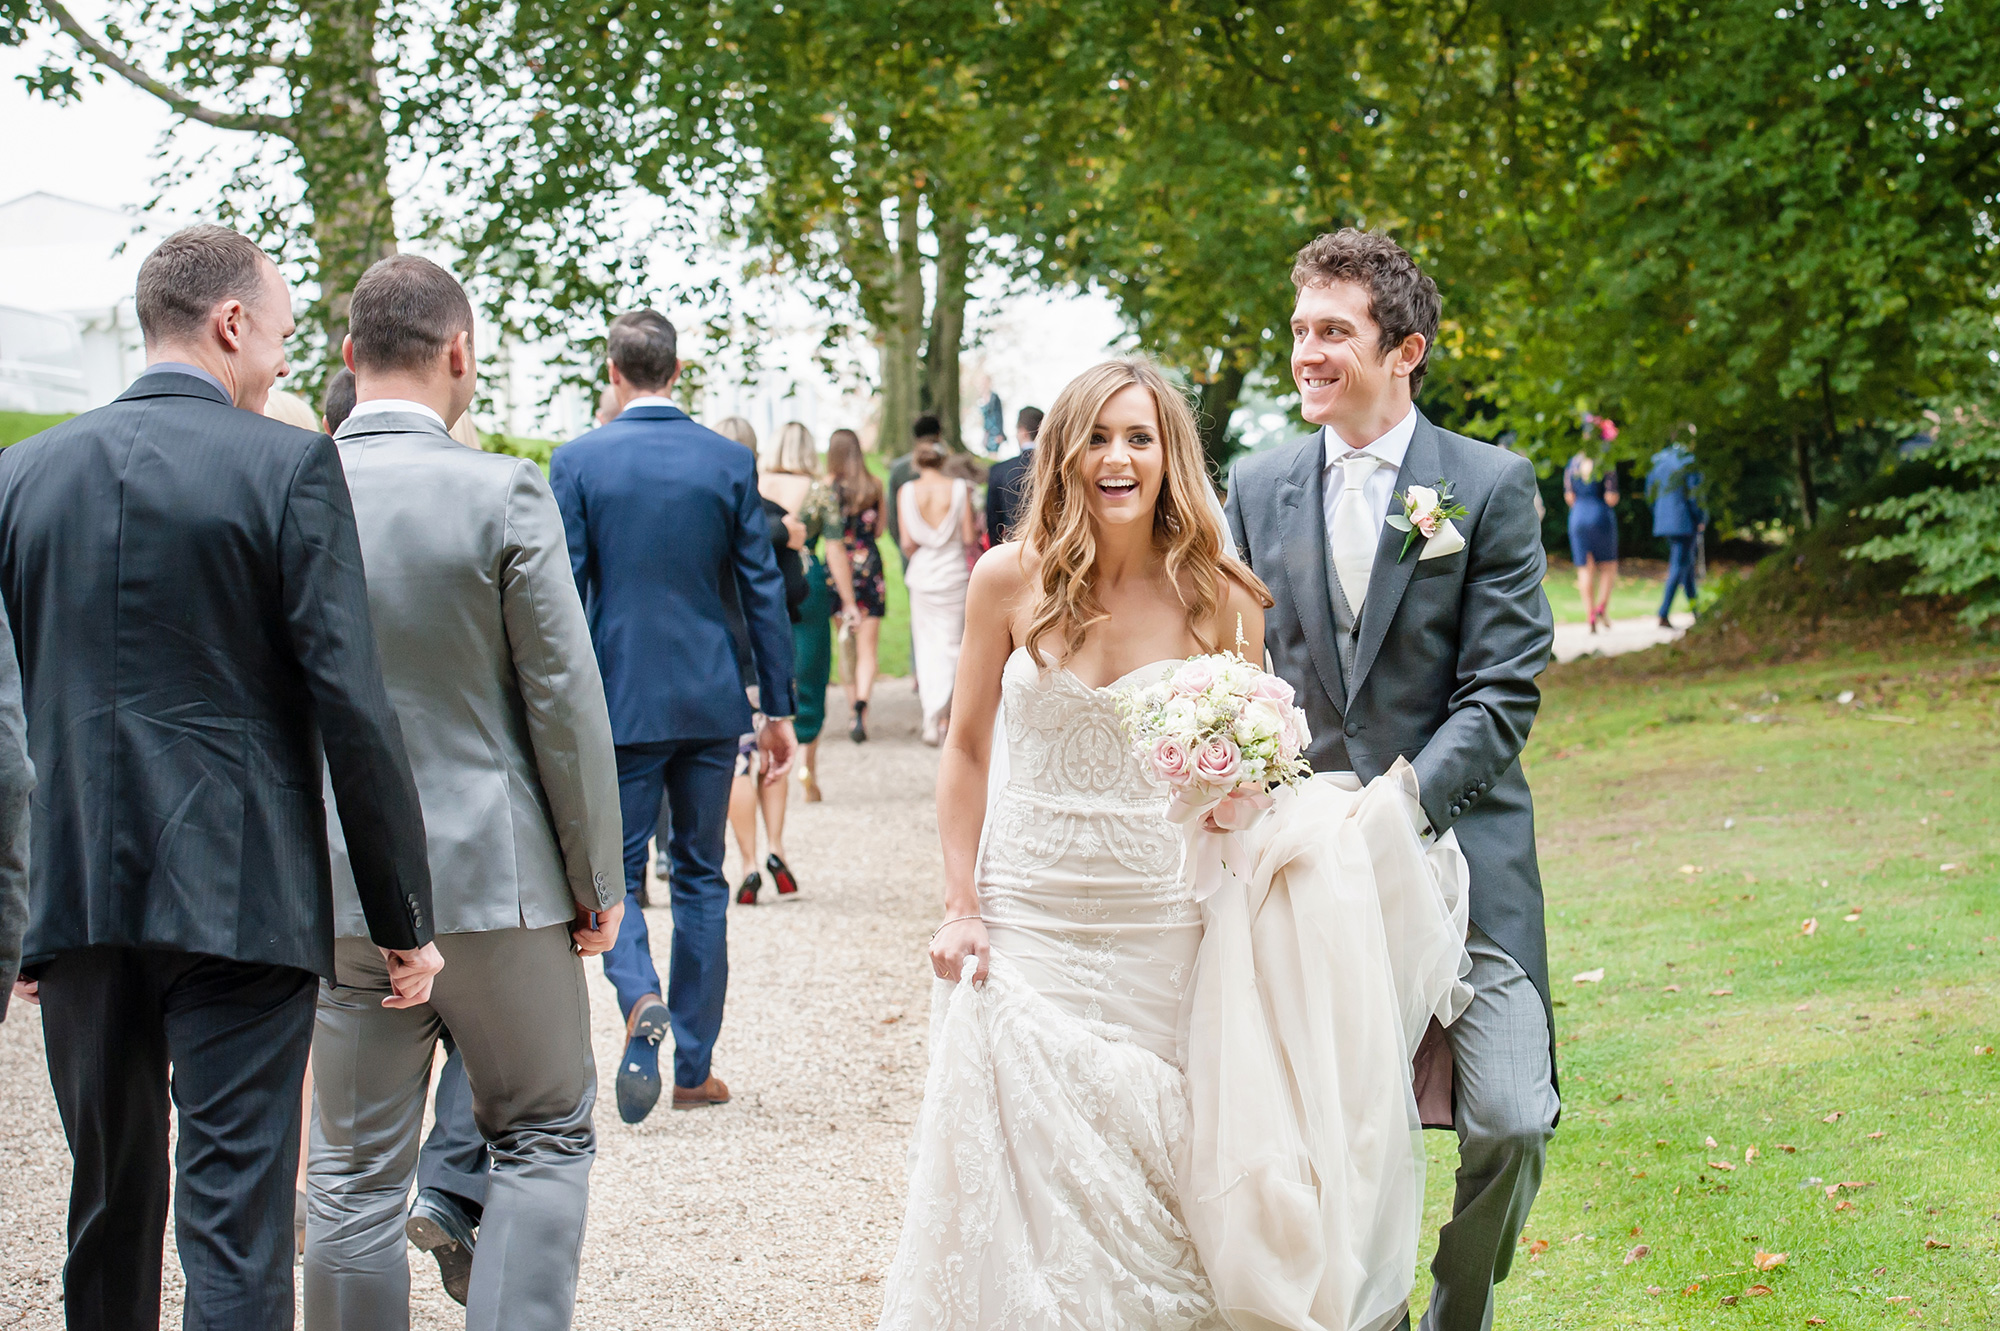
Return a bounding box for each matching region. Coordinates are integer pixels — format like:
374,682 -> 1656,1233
1225,229 -> 1558,1331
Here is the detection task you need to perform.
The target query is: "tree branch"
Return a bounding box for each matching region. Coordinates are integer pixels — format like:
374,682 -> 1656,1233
39,0 -> 291,136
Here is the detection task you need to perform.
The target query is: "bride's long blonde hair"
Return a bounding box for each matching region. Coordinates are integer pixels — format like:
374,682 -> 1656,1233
1019,358 -> 1270,666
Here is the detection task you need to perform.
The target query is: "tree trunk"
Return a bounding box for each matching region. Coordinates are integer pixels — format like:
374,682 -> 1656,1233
1791,426 -> 1819,529
924,205 -> 970,450
293,0 -> 397,374
874,186 -> 926,455
1197,361 -> 1249,483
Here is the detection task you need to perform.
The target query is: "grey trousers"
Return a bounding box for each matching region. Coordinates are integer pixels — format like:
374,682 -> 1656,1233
304,925 -> 598,1331
1420,924 -> 1561,1331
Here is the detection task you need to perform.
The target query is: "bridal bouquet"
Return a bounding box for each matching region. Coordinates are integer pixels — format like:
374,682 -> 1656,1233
1117,653 -> 1313,842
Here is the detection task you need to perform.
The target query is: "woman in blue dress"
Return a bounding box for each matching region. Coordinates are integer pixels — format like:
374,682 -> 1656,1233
1564,451 -> 1621,632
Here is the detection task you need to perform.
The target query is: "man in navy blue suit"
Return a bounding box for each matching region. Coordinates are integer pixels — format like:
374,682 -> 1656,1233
551,310 -> 797,1123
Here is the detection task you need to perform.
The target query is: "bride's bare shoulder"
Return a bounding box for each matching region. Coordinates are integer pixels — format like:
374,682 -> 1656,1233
971,541 -> 1036,600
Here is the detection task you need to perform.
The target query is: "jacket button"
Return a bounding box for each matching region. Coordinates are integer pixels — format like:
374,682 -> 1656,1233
1343,722 -> 1359,738
1449,804 -> 1462,817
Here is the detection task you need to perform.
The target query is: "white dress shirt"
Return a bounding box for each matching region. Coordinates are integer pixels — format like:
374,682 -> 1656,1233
619,395 -> 676,414
1320,405 -> 1419,538
347,398 -> 448,431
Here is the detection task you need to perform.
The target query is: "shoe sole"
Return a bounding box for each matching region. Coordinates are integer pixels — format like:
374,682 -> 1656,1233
672,1094 -> 732,1110
616,1005 -> 671,1124
405,1214 -> 473,1306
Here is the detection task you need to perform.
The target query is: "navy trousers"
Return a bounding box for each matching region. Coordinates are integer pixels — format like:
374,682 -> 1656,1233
600,737 -> 737,1089
1660,534 -> 1699,618
417,1037 -> 489,1217
39,946 -> 317,1331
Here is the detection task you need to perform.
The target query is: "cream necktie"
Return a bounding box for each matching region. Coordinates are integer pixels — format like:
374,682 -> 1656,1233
1329,451 -> 1384,614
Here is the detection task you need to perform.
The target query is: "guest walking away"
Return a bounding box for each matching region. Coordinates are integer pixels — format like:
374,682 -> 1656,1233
1564,444 -> 1621,632
0,224 -> 440,1330
551,310 -> 796,1125
827,427 -> 887,743
982,405 -> 1042,545
1647,441 -> 1706,628
883,414 -> 941,569
300,257 -> 623,1331
762,422 -> 860,807
0,601 -> 35,1023
714,416 -> 810,906
322,365 -> 358,432
898,439 -> 976,746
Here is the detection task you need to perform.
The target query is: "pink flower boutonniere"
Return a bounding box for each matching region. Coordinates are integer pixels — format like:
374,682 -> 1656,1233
1386,479 -> 1470,561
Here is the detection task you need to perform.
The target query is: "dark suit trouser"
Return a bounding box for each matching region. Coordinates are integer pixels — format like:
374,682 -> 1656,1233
416,1038 -> 489,1216
1660,535 -> 1699,618
39,946 -> 317,1331
603,738 -> 736,1088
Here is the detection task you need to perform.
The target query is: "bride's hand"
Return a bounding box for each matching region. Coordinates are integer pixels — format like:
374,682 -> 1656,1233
930,916 -> 989,985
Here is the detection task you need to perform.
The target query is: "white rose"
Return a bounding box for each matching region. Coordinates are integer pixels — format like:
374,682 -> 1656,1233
1404,484 -> 1441,523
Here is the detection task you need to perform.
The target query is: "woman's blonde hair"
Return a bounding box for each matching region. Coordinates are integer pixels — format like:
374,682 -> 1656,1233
769,421 -> 818,476
1020,358 -> 1269,666
712,415 -> 757,451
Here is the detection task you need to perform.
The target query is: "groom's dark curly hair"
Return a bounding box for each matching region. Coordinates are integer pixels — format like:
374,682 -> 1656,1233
1291,229 -> 1442,396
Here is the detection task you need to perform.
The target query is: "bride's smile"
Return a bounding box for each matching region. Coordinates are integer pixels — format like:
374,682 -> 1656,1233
1082,383 -> 1165,529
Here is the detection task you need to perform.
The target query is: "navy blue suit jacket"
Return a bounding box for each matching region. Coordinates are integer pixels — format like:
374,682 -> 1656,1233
550,404 -> 796,743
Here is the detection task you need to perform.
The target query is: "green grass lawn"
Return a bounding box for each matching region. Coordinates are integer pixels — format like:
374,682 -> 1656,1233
0,411 -> 71,448
1408,642 -> 2000,1326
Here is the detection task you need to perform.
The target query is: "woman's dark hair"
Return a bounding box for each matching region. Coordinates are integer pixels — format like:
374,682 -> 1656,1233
827,428 -> 882,516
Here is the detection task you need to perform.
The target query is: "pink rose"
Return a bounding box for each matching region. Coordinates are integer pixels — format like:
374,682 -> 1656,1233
1192,737 -> 1242,787
1149,735 -> 1192,785
1415,511 -> 1440,539
1172,659 -> 1219,696
1248,673 -> 1295,707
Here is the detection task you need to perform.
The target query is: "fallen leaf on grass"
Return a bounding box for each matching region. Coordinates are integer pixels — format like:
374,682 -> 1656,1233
1940,863 -> 1959,872
1572,968 -> 1605,984
1868,1131 -> 1886,1139
1836,1200 -> 1857,1211
1624,1245 -> 1650,1264
1823,1111 -> 1845,1122
1709,988 -> 1733,996
1526,1239 -> 1549,1258
1809,1318 -> 1828,1325
1678,864 -> 1701,874
1924,1236 -> 1951,1250
1708,1160 -> 1737,1171
1663,984 -> 1681,992
1646,1284 -> 1664,1295
1843,909 -> 1863,922
1705,1135 -> 1719,1148
1744,1146 -> 1759,1162
1745,1283 -> 1773,1296
1719,1294 -> 1738,1306
1801,917 -> 1818,935
1680,1283 -> 1700,1296
1974,1045 -> 1995,1056
1753,1251 -> 1786,1271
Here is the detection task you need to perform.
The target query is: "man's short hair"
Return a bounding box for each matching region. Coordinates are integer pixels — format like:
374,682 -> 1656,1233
348,255 -> 474,373
1291,229 -> 1442,396
134,224 -> 272,346
322,367 -> 357,433
1016,406 -> 1044,441
608,310 -> 678,390
912,414 -> 942,440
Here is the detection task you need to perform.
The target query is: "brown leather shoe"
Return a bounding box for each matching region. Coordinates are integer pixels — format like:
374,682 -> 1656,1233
672,1075 -> 731,1110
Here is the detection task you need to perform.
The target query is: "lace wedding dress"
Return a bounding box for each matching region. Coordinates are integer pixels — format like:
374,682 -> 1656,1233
878,649 -> 1471,1331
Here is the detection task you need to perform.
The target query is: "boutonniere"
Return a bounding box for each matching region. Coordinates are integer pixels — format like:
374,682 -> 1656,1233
1385,480 -> 1470,561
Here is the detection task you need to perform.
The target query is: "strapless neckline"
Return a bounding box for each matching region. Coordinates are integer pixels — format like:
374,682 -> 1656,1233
1005,646 -> 1181,694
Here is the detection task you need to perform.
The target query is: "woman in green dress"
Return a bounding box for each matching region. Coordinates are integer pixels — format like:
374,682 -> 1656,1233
763,423 -> 858,802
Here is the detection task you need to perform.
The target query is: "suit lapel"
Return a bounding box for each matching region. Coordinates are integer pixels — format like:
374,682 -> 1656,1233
1348,414 -> 1442,702
1277,432 -> 1346,718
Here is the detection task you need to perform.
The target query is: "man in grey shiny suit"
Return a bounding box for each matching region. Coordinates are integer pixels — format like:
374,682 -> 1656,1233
1225,230 -> 1558,1331
302,256 -> 625,1331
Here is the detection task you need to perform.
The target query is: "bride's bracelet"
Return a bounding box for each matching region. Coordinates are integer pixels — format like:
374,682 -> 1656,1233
930,913 -> 983,941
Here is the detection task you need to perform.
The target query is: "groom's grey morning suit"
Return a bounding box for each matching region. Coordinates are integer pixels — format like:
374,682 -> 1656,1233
1226,408 -> 1559,1331
304,404 -> 623,1331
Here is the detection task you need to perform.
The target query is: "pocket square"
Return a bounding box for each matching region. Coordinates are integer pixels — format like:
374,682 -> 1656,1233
1417,519 -> 1465,561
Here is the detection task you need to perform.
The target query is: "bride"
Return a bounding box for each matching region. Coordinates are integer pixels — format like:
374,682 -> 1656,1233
878,359 -> 1469,1331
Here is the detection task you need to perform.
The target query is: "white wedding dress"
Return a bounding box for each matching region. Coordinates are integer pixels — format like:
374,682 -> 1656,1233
878,649 -> 1471,1331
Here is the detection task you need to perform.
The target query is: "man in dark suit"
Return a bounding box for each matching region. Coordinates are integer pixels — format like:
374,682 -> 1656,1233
983,405 -> 1043,545
0,599 -> 34,1023
1225,229 -> 1556,1331
550,309 -> 796,1124
0,224 -> 440,1331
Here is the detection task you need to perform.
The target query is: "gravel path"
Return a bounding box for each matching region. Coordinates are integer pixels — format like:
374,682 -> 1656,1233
0,681 -> 941,1329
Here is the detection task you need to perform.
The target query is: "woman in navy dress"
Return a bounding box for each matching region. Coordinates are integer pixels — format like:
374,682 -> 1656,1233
1564,452 -> 1621,632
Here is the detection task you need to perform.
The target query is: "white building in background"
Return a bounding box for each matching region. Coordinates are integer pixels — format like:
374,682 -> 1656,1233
0,191 -> 149,410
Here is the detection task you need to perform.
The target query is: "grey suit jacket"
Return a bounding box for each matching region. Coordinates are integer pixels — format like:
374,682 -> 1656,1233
328,411 -> 623,936
0,593 -> 33,1019
1225,412 -> 1556,1014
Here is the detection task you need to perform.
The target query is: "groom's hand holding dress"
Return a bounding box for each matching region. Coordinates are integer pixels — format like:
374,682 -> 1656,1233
1226,229 -> 1557,1331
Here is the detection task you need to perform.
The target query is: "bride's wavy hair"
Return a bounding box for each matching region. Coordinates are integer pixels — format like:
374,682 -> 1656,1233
1020,358 -> 1270,666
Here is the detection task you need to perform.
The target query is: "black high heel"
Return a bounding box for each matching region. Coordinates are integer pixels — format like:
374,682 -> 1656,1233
767,853 -> 799,898
849,700 -> 868,743
735,871 -> 761,905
